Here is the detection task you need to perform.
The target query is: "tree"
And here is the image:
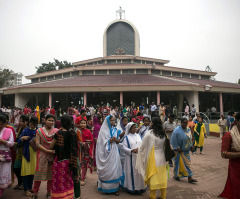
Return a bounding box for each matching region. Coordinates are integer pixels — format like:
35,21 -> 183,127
35,59 -> 74,73
205,65 -> 215,81
238,79 -> 240,84
0,67 -> 14,88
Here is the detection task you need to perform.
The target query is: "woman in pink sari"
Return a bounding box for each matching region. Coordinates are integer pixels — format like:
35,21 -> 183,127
92,115 -> 102,170
0,115 -> 14,198
32,114 -> 58,199
219,112 -> 240,199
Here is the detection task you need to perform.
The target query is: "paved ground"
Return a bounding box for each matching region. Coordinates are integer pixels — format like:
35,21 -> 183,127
3,136 -> 228,199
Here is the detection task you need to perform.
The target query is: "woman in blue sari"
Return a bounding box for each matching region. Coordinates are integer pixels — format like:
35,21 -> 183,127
96,115 -> 122,195
170,118 -> 197,183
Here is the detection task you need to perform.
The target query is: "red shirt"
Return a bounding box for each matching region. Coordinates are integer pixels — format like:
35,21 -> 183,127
24,108 -> 28,115
75,115 -> 87,124
50,108 -> 56,116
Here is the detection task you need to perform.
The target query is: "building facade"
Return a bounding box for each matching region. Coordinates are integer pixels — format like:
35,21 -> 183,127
0,9 -> 240,114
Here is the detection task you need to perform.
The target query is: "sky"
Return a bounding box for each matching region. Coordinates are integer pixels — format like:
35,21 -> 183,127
0,0 -> 240,84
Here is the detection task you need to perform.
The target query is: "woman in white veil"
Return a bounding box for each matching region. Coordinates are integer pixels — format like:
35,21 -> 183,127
96,115 -> 122,195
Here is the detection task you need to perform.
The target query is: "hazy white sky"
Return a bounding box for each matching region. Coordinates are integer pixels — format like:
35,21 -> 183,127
0,0 -> 240,84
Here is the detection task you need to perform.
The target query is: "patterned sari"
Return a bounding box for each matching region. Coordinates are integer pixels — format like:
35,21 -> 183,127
171,126 -> 193,178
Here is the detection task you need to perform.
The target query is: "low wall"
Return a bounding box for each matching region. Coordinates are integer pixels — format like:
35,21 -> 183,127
209,124 -> 227,137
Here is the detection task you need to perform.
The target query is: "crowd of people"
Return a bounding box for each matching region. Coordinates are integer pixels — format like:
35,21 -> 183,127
0,103 -> 239,199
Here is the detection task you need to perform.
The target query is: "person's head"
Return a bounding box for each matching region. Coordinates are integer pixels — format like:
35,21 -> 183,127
109,116 -> 115,127
235,113 -> 240,126
96,114 -> 103,124
61,115 -> 72,130
19,115 -> 29,127
80,109 -> 86,116
152,102 -> 155,105
181,118 -> 188,129
169,114 -> 175,123
45,114 -> 55,128
143,117 -> 150,126
189,115 -> 193,121
80,119 -> 87,129
192,104 -> 195,108
150,117 -> 165,139
129,123 -> 136,134
198,116 -> 203,123
0,115 -> 7,131
184,112 -> 188,116
122,116 -> 128,127
1,113 -> 9,123
221,114 -> 225,119
29,116 -> 38,130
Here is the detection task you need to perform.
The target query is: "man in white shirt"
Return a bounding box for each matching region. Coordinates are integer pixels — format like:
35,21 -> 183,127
151,102 -> 157,118
185,104 -> 189,115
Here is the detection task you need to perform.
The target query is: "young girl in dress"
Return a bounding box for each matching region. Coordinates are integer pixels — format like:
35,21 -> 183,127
79,119 -> 94,186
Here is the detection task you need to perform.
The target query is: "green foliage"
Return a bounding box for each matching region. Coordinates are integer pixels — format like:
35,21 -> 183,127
238,79 -> 240,84
35,59 -> 73,73
0,67 -> 14,88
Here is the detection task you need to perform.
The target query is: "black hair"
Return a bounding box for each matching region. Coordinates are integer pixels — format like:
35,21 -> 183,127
122,116 -> 128,121
80,119 -> 87,123
45,114 -> 55,121
181,118 -> 188,123
235,112 -> 240,121
169,114 -> 176,119
0,113 -> 9,121
143,117 -> 150,122
80,109 -> 86,115
0,115 -> 7,123
151,117 -> 165,139
86,115 -> 91,121
20,115 -> 29,123
29,116 -> 38,126
96,114 -> 102,122
61,115 -> 72,130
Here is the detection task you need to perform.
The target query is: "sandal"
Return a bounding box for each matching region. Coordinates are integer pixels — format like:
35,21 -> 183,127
115,191 -> 119,196
188,178 -> 198,183
18,184 -> 24,190
173,176 -> 180,181
14,184 -> 20,189
25,191 -> 33,197
46,194 -> 51,199
80,181 -> 85,186
31,195 -> 38,199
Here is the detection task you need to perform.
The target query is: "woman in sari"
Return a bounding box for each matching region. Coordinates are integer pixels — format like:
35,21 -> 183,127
96,115 -> 122,195
18,116 -> 38,197
171,118 -> 197,183
0,115 -> 14,198
35,106 -> 40,123
79,119 -> 94,186
219,112 -> 240,199
136,117 -> 168,199
122,122 -> 146,193
14,114 -> 29,190
32,114 -> 58,199
50,115 -> 80,199
193,116 -> 207,154
92,115 -> 102,170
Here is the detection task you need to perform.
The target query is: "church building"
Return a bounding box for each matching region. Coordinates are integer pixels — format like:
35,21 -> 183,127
1,8 -> 240,114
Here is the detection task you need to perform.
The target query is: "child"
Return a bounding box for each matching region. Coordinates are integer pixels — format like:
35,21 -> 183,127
79,119 -> 93,186
18,116 -> 38,197
137,116 -> 150,139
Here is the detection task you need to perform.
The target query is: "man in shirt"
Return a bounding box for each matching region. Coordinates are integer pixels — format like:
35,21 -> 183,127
151,102 -> 157,118
163,114 -> 177,167
191,104 -> 196,118
217,114 -> 227,138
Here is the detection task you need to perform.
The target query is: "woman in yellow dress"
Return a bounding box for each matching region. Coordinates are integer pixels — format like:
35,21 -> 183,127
193,117 -> 207,155
136,117 -> 168,199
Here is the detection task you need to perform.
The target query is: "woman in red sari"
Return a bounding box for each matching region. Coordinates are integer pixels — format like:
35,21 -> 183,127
79,119 -> 93,186
219,112 -> 240,199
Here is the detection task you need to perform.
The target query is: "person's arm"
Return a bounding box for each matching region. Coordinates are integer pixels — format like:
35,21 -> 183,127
0,130 -> 14,147
122,137 -> 132,155
36,132 -> 54,153
221,132 -> 239,159
49,139 -> 56,150
194,124 -> 199,136
170,130 -> 181,152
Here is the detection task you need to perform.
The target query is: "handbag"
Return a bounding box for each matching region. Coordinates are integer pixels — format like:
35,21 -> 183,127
29,137 -> 37,151
0,150 -> 12,162
164,134 -> 175,162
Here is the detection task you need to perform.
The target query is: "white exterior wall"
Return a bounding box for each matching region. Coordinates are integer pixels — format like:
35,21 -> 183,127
15,93 -> 34,108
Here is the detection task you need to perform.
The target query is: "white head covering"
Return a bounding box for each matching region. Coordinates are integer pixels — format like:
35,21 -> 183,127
125,122 -> 136,136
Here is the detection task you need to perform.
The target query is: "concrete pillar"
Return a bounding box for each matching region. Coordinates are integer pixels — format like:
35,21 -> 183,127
193,91 -> 199,112
49,93 -> 52,108
219,92 -> 223,114
120,92 -> 123,107
84,92 -> 87,107
157,91 -> 160,105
